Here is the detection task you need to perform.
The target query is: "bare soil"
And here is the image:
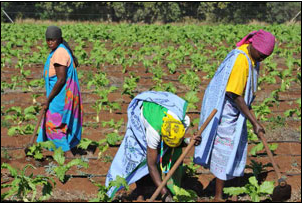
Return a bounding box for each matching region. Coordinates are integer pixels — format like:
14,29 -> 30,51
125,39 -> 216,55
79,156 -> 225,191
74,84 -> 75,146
1,46 -> 301,202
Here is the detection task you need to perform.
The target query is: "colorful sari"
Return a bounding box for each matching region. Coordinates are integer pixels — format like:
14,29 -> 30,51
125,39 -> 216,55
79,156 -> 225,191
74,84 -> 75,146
105,91 -> 187,198
37,43 -> 83,152
194,49 -> 259,179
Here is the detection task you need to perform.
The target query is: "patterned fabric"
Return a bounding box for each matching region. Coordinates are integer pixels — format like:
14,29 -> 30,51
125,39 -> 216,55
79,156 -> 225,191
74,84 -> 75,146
37,43 -> 83,152
194,49 -> 259,179
236,29 -> 275,56
209,96 -> 247,180
161,113 -> 185,147
105,91 -> 187,198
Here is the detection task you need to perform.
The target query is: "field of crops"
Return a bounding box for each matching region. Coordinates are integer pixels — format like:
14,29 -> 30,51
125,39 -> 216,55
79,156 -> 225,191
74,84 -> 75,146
1,23 -> 301,202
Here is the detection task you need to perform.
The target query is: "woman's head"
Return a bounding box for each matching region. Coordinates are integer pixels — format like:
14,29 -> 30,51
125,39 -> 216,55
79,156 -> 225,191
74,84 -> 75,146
249,44 -> 269,62
161,114 -> 190,147
45,26 -> 79,67
45,26 -> 62,50
237,29 -> 276,62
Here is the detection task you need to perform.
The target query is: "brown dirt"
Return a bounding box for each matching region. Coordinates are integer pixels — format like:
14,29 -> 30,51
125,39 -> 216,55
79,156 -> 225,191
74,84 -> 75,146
1,43 -> 301,202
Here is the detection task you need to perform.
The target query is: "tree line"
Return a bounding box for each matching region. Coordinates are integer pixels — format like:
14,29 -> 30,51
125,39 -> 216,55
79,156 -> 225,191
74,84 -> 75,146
1,2 -> 301,24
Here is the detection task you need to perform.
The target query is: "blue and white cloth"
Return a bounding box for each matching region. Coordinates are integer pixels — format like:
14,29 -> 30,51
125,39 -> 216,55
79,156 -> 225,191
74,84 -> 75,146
105,91 -> 187,198
194,49 -> 259,180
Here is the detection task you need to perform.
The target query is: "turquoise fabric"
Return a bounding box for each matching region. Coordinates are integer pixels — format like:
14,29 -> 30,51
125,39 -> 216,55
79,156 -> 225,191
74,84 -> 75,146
37,44 -> 83,152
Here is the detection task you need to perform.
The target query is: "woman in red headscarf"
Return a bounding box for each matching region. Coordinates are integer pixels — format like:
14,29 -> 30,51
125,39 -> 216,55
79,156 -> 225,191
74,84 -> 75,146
194,30 -> 276,201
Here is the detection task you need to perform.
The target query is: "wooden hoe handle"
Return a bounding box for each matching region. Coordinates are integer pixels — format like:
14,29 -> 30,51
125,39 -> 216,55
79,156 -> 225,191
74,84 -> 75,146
28,110 -> 45,146
149,109 -> 217,202
258,131 -> 282,179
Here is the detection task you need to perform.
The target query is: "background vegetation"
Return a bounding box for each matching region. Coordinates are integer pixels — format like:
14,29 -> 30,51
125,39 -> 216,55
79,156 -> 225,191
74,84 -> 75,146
1,2 -> 301,24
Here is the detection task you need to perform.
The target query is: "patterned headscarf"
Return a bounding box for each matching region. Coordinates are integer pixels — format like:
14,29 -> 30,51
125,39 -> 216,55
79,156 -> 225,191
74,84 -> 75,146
161,113 -> 186,147
236,29 -> 276,56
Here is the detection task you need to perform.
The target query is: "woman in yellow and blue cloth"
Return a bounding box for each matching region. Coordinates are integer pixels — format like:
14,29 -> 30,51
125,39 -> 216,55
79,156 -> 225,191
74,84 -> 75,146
106,91 -> 201,202
194,30 -> 276,201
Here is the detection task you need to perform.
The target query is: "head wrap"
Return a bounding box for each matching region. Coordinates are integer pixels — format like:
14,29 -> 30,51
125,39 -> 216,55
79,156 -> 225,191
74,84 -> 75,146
45,26 -> 79,67
45,26 -> 62,39
161,113 -> 189,147
236,29 -> 276,56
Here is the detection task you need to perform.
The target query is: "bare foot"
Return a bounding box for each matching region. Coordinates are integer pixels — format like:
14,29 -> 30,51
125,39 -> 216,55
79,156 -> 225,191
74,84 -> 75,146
137,195 -> 144,201
212,197 -> 226,202
231,195 -> 238,202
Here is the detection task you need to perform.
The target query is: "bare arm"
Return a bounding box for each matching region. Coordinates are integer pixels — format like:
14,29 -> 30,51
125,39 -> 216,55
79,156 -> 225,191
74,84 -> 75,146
43,64 -> 67,111
146,147 -> 172,200
226,92 -> 265,135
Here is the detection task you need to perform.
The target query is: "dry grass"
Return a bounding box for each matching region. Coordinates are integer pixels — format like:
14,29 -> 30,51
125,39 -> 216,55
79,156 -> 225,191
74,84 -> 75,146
14,18 -> 301,26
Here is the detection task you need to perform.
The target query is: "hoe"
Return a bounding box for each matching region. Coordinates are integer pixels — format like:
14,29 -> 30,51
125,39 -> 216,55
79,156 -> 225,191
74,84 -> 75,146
24,109 -> 45,154
149,109 -> 217,202
258,132 -> 291,201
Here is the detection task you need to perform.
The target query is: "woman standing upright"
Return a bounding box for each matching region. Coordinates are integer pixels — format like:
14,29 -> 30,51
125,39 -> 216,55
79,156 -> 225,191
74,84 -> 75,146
194,30 -> 276,201
37,26 -> 83,157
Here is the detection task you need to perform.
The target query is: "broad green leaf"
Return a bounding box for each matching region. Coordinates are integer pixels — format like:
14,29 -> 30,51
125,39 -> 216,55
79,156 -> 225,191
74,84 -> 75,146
248,176 -> 259,188
249,142 -> 264,156
54,166 -> 67,182
173,185 -> 197,202
33,152 -> 43,160
1,163 -> 18,177
269,143 -> 278,151
67,158 -> 88,169
78,138 -> 93,150
223,186 -> 246,196
24,106 -> 36,115
109,175 -> 129,191
250,192 -> 260,202
53,147 -> 65,165
259,181 -> 275,194
8,126 -> 19,136
40,141 -> 56,151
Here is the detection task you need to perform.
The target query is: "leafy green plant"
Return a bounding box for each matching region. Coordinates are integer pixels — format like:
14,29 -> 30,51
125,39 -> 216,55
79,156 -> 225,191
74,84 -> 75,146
252,93 -> 279,122
183,91 -> 200,111
102,118 -> 124,131
106,132 -> 123,146
31,93 -> 43,104
122,72 -> 140,98
1,163 -> 56,202
246,159 -> 273,179
29,79 -> 44,89
184,157 -> 200,177
5,106 -> 38,136
267,115 -> 286,129
284,98 -> 301,120
172,185 -> 198,202
51,147 -> 89,183
167,62 -> 177,74
1,81 -> 14,92
26,141 -> 56,160
87,70 -> 109,90
178,69 -> 201,91
249,142 -> 278,156
89,175 -> 129,202
91,86 -> 120,122
223,176 -> 275,202
78,138 -> 109,159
